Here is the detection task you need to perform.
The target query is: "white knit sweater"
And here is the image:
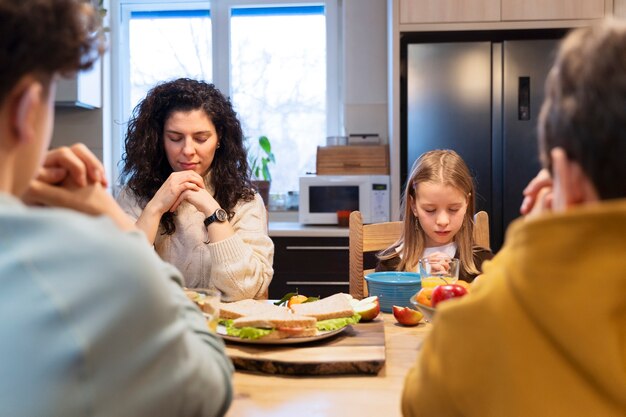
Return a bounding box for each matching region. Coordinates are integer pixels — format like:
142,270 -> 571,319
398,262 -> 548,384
116,187 -> 274,301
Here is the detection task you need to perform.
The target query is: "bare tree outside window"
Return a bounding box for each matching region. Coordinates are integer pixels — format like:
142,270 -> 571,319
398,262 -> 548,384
129,11 -> 212,110
231,10 -> 326,196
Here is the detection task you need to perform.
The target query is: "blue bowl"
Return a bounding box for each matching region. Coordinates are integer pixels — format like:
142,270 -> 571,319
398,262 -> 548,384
364,272 -> 422,313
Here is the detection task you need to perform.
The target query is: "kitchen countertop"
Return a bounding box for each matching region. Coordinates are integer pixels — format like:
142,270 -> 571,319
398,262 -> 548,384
269,222 -> 349,238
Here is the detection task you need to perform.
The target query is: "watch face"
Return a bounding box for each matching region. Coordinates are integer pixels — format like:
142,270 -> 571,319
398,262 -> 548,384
216,209 -> 228,222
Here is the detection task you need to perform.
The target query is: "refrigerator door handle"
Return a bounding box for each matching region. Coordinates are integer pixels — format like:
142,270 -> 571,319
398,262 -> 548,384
518,76 -> 531,121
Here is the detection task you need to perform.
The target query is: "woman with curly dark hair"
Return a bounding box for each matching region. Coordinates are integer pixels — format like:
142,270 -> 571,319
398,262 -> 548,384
116,78 -> 273,301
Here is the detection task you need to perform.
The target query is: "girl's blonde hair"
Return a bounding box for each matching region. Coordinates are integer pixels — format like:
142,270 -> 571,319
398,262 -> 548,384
379,149 -> 480,276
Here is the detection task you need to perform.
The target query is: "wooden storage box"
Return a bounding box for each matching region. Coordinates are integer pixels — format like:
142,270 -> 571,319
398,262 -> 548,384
316,145 -> 389,175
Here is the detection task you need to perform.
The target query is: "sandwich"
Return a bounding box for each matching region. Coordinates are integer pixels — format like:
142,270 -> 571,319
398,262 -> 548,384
219,293 -> 361,340
289,293 -> 360,331
184,289 -> 215,314
227,310 -> 318,340
219,299 -> 307,340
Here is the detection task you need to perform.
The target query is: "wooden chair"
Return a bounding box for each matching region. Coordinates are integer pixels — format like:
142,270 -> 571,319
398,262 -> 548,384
473,210 -> 490,250
348,210 -> 490,299
349,211 -> 403,299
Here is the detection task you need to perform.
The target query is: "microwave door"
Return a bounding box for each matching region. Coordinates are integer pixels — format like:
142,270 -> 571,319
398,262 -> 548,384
307,185 -> 360,224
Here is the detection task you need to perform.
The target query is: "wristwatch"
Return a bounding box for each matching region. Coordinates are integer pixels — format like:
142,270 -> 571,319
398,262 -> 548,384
204,208 -> 228,227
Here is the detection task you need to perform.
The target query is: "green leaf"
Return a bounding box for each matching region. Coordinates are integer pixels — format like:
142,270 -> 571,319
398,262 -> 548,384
316,314 -> 361,331
259,136 -> 271,154
227,326 -> 273,340
274,292 -> 298,306
262,164 -> 271,182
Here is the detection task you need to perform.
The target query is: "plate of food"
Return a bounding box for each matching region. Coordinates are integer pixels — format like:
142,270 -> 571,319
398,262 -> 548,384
218,293 -> 360,345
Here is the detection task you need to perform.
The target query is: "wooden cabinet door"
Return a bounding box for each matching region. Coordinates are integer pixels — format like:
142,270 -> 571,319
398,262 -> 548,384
501,0 -> 605,21
399,0 -> 500,24
616,0 -> 626,18
269,237 -> 350,299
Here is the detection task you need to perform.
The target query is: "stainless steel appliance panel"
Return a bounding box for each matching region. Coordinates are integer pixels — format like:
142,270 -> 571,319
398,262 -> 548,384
407,42 -> 493,215
405,35 -> 561,250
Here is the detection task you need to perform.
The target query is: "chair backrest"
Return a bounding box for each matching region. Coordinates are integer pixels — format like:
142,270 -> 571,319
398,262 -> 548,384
348,210 -> 491,299
349,211 -> 403,299
473,210 -> 490,250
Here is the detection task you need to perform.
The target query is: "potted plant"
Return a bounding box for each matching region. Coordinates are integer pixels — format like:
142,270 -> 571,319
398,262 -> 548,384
247,135 -> 275,206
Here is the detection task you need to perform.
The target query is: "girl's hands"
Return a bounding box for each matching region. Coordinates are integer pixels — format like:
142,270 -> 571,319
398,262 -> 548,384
423,252 -> 452,273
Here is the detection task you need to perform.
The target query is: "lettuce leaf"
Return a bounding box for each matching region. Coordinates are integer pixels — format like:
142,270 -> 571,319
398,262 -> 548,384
226,326 -> 273,340
219,319 -> 273,340
316,313 -> 361,331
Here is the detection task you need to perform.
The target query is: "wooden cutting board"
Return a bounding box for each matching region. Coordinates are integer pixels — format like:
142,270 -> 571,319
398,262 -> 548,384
223,319 -> 385,375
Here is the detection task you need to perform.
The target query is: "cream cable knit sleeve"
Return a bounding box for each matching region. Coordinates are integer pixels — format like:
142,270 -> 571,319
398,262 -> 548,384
116,187 -> 274,301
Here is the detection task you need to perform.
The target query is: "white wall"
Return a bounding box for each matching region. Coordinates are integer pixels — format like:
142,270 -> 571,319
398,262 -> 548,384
343,0 -> 388,141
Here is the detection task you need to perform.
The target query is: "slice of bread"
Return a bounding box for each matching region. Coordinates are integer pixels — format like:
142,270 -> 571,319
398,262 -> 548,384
248,327 -> 318,340
267,327 -> 318,339
289,293 -> 355,321
219,299 -> 290,319
232,310 -> 316,329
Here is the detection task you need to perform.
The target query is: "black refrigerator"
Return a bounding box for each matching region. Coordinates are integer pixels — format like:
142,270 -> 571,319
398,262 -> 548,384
401,30 -> 568,251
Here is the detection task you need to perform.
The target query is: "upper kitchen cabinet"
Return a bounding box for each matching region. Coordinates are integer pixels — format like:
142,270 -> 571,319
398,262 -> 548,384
55,63 -> 102,109
615,0 -> 626,17
399,0 -> 500,23
398,0 -> 612,25
502,0 -> 605,21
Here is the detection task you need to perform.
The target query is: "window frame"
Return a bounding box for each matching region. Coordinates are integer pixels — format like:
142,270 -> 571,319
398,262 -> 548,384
110,0 -> 342,186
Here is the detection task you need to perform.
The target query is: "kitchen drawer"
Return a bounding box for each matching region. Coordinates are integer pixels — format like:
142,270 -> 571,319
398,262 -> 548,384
269,237 -> 350,299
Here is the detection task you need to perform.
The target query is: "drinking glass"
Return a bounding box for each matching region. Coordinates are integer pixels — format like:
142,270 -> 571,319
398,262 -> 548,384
419,257 -> 460,288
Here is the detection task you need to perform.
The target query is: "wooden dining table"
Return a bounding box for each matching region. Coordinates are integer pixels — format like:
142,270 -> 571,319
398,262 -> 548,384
225,313 -> 432,417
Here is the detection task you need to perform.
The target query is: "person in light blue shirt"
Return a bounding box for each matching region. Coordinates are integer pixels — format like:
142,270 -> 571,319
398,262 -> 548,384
0,1 -> 233,416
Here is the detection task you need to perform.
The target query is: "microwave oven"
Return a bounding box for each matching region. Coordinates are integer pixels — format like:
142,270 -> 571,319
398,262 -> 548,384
298,175 -> 390,225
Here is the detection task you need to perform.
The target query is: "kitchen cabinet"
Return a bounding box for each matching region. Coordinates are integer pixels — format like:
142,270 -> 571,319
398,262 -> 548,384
616,0 -> 626,17
269,237 -> 350,299
398,0 -> 609,25
55,64 -> 101,109
502,0 -> 605,21
399,0 -> 500,24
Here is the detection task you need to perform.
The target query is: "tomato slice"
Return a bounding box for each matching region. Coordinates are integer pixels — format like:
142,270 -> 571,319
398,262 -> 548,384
276,326 -> 306,335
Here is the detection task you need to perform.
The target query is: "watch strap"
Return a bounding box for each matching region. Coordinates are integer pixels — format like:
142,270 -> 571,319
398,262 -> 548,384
204,208 -> 227,227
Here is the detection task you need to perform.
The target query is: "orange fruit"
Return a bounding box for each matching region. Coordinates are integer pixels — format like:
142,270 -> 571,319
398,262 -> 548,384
287,294 -> 308,307
455,280 -> 471,292
415,287 -> 435,307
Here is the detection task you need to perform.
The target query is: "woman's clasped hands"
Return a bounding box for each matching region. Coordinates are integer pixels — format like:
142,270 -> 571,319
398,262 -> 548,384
148,170 -> 218,218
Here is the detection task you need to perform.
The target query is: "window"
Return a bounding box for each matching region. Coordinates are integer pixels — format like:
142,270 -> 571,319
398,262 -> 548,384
129,9 -> 212,106
112,0 -> 341,200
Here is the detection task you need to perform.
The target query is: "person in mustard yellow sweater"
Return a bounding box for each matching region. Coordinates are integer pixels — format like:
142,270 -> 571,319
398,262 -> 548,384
402,18 -> 626,417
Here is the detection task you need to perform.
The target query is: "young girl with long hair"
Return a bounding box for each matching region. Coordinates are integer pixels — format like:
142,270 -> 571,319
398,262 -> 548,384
116,78 -> 273,300
376,149 -> 492,282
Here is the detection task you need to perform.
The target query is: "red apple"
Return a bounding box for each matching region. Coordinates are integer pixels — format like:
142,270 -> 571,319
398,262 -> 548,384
353,296 -> 380,322
431,284 -> 468,307
392,305 -> 423,326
